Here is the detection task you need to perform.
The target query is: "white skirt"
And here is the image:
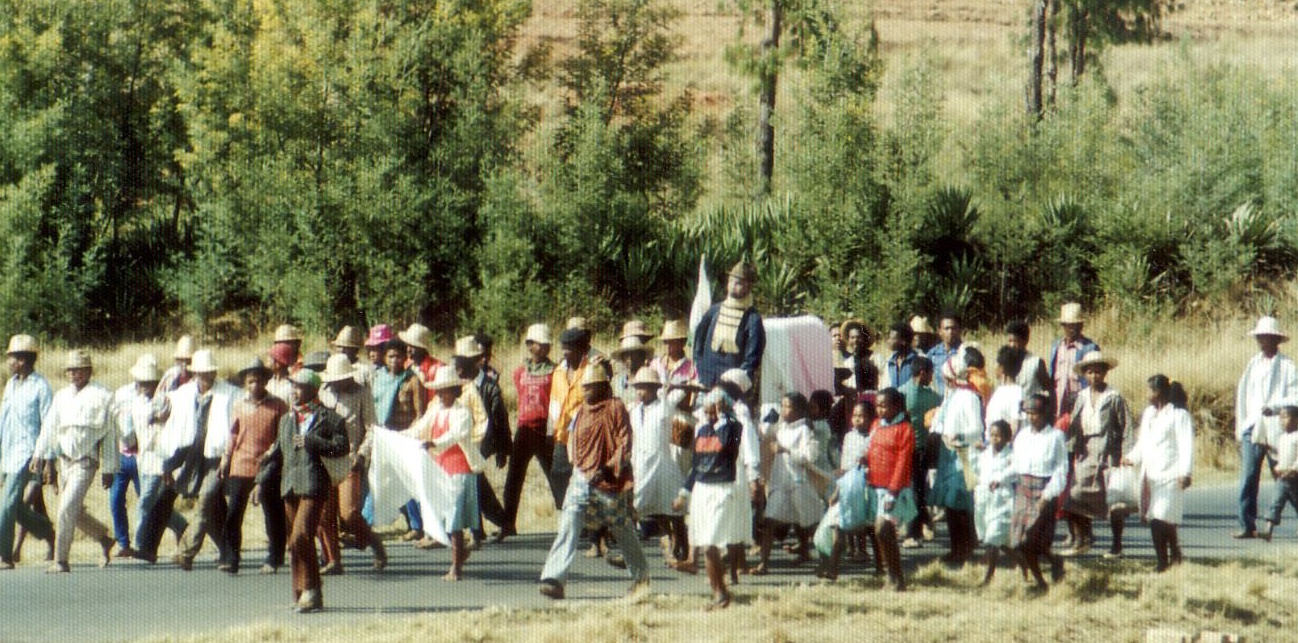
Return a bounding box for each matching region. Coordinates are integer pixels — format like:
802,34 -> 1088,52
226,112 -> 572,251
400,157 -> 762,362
688,480 -> 753,547
1142,477 -> 1184,525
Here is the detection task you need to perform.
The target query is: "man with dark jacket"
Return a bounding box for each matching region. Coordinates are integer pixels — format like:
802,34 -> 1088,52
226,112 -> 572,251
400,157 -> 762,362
452,336 -> 511,548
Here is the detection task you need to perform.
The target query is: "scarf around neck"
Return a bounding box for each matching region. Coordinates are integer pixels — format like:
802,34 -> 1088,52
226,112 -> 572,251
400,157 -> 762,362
710,295 -> 753,354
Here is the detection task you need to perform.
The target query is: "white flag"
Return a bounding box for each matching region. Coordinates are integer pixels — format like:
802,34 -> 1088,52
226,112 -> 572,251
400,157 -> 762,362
367,428 -> 453,546
688,256 -> 712,344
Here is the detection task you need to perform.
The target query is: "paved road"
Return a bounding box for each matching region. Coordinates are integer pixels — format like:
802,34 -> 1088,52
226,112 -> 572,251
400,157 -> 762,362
1,483 -> 1292,642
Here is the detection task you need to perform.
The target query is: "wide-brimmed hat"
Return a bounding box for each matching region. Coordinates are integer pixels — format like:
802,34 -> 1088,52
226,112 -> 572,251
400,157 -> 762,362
453,336 -> 484,359
174,335 -> 197,360
429,367 -> 464,391
719,368 -> 752,394
1058,302 -> 1085,325
189,349 -> 218,374
1073,352 -> 1117,375
274,324 -> 303,343
660,320 -> 688,341
322,354 -> 357,384
129,355 -> 161,382
559,328 -> 591,348
237,356 -> 270,380
525,323 -> 552,345
611,336 -> 649,360
6,334 -> 37,355
64,349 -> 92,371
332,326 -> 364,349
728,262 -> 757,283
581,361 -> 610,386
365,324 -> 393,348
620,320 -> 651,341
399,323 -> 433,352
631,367 -> 662,388
268,343 -> 296,368
1250,316 -> 1289,341
303,350 -> 330,372
909,315 -> 935,336
566,317 -> 588,331
291,369 -> 322,389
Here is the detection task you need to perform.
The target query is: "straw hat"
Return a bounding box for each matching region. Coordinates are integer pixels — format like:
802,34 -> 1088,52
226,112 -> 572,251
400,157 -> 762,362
429,367 -> 464,391
581,362 -> 610,386
64,349 -> 92,371
909,315 -> 935,336
719,368 -> 752,394
728,262 -> 757,283
399,323 -> 433,352
332,326 -> 364,349
274,324 -> 303,343
660,320 -> 688,341
1058,302 -> 1085,325
630,367 -> 662,388
237,357 -> 270,380
453,336 -> 484,359
620,320 -> 651,341
365,324 -> 393,348
6,334 -> 37,355
1250,316 -> 1289,341
129,355 -> 161,383
322,354 -> 357,384
1073,352 -> 1117,375
189,350 -> 218,374
268,343 -> 296,368
174,335 -> 197,360
291,369 -> 322,389
559,328 -> 591,348
611,336 -> 649,360
566,317 -> 588,331
303,350 -> 330,372
525,323 -> 552,345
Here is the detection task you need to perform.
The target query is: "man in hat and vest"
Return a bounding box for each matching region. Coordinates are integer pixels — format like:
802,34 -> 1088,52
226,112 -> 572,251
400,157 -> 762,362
501,323 -> 558,540
652,320 -> 698,386
400,323 -> 442,405
217,357 -> 290,574
694,262 -> 766,389
151,335 -> 196,422
122,355 -> 187,563
107,355 -> 160,559
0,334 -> 55,568
549,327 -> 597,502
538,360 -> 649,600
31,350 -> 118,572
319,354 -> 386,569
451,336 -> 511,548
155,349 -> 239,571
1234,316 -> 1298,538
1048,303 -> 1100,420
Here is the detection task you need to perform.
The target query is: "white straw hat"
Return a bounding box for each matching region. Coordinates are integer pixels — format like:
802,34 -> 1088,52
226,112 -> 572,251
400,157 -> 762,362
174,335 -> 197,360
6,334 -> 37,355
321,354 -> 358,384
429,367 -> 464,391
1250,316 -> 1289,341
453,336 -> 484,359
525,323 -> 552,345
1058,302 -> 1085,324
129,354 -> 161,382
64,349 -> 92,370
399,323 -> 434,352
189,349 -> 218,374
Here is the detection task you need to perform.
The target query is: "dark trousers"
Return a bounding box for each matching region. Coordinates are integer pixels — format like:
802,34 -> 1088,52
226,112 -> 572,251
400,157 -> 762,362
550,443 -> 573,506
502,427 -> 559,529
906,450 -> 932,540
1266,476 -> 1298,526
285,495 -> 323,600
473,473 -> 506,537
1238,431 -> 1274,533
221,476 -> 287,570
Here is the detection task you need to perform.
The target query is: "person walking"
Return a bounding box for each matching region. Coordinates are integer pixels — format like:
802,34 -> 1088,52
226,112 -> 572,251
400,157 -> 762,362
0,335 -> 55,568
1234,316 -> 1298,539
500,323 -> 558,538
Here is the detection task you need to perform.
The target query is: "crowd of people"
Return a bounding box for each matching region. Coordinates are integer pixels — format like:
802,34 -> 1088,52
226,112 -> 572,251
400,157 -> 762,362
0,260 -> 1292,613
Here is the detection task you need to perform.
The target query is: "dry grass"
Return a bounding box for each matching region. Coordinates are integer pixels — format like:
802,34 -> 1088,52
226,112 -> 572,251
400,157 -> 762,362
142,557 -> 1298,642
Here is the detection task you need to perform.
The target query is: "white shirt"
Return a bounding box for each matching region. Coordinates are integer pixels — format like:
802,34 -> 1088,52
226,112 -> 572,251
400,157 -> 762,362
1127,404 -> 1194,483
1010,425 -> 1068,500
735,399 -> 761,483
116,385 -> 164,475
984,383 -> 1023,441
840,430 -> 870,469
934,387 -> 984,447
1235,352 -> 1298,445
1273,430 -> 1298,473
34,382 -> 119,472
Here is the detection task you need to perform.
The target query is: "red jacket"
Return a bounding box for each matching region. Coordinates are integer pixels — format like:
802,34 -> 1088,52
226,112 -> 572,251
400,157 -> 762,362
867,417 -> 914,495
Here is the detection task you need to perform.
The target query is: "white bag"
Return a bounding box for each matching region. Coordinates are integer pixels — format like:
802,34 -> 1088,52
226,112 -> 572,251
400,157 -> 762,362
1105,465 -> 1139,511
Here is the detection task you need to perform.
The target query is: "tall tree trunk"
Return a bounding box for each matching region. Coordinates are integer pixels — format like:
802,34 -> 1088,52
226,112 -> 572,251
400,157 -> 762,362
757,0 -> 782,196
1046,0 -> 1058,106
1068,6 -> 1088,84
1026,0 -> 1046,118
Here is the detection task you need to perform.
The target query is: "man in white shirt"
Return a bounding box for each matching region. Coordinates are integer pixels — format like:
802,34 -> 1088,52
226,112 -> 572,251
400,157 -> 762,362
31,350 -> 118,573
0,335 -> 55,568
1234,316 -> 1298,538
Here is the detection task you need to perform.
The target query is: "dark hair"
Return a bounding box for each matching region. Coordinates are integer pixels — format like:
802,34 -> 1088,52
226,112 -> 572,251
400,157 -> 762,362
474,332 -> 494,353
939,310 -> 963,327
842,320 -> 874,350
989,419 -> 1012,440
877,387 -> 904,411
383,339 -> 408,355
1023,392 -> 1055,421
889,322 -> 914,343
963,346 -> 985,370
912,356 -> 933,374
1147,374 -> 1189,410
784,392 -> 810,420
809,389 -> 835,417
1005,320 -> 1031,341
852,398 -> 875,419
997,345 -> 1026,379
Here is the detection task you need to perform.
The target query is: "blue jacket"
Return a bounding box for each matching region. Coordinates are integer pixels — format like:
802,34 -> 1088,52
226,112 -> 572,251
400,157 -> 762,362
1047,336 -> 1101,388
683,414 -> 742,490
693,303 -> 765,388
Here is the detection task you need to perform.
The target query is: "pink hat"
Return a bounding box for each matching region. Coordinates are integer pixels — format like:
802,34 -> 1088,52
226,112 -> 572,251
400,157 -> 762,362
268,343 -> 296,367
365,324 -> 394,348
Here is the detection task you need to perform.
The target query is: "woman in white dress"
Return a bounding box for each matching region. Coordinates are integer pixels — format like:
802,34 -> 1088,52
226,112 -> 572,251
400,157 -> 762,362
753,392 -> 825,572
628,368 -> 687,563
1122,374 -> 1193,572
931,350 -> 984,564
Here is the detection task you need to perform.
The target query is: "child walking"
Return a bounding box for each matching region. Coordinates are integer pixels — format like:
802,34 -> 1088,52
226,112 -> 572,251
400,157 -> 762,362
1260,402 -> 1298,542
974,420 -> 1016,585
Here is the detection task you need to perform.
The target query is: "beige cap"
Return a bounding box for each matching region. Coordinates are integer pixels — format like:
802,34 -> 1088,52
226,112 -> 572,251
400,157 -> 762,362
525,323 -> 552,345
611,336 -> 649,360
659,320 -> 688,341
1058,302 -> 1084,325
274,324 -> 303,343
64,349 -> 92,370
189,349 -> 218,374
1073,352 -> 1117,375
6,334 -> 37,355
620,320 -> 651,341
129,354 -> 161,382
453,336 -> 484,359
321,354 -> 358,383
630,367 -> 662,388
581,361 -> 610,386
399,323 -> 433,352
174,335 -> 197,360
332,325 -> 364,349
566,317 -> 588,331
909,315 -> 935,336
429,367 -> 464,391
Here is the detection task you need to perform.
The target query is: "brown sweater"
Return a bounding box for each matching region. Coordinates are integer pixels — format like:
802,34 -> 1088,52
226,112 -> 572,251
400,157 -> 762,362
570,398 -> 633,494
225,395 -> 289,479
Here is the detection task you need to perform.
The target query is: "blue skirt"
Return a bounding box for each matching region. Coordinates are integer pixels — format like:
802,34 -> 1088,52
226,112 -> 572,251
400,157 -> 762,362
931,445 -> 974,511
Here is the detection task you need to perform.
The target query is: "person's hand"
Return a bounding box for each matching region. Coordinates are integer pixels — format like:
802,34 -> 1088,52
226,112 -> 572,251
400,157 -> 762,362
766,441 -> 782,456
101,473 -> 114,489
251,484 -> 261,507
672,496 -> 686,512
749,481 -> 760,500
496,453 -> 507,468
43,462 -> 56,487
218,458 -> 230,480
162,471 -> 174,487
1178,475 -> 1192,490
351,455 -> 366,472
292,434 -> 305,448
28,458 -> 41,476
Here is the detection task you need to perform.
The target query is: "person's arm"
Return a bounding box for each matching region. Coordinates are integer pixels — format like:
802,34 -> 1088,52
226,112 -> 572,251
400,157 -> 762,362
607,405 -> 633,483
1174,410 -> 1195,482
1042,432 -> 1070,500
305,414 -> 349,458
888,427 -> 913,496
256,430 -> 283,485
740,311 -> 766,380
97,396 -> 120,476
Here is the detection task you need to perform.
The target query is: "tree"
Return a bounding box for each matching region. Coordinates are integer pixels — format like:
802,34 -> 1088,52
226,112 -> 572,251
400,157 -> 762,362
1059,0 -> 1172,84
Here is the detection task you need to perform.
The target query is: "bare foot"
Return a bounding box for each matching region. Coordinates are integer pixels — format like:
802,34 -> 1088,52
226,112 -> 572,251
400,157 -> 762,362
442,570 -> 461,581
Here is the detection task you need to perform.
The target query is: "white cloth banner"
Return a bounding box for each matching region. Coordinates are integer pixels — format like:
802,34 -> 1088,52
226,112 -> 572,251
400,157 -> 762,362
759,316 -> 836,406
689,256 -> 712,345
367,428 -> 454,546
